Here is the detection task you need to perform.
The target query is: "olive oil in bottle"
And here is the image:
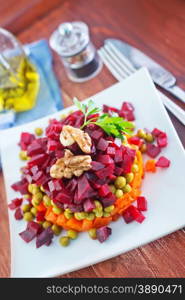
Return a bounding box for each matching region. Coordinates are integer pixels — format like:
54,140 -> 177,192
0,56 -> 39,112
0,28 -> 40,113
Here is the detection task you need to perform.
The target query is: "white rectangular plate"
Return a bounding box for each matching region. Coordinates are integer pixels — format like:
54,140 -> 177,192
0,68 -> 185,278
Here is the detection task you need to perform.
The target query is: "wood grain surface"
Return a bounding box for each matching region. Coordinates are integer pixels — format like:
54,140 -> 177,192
0,0 -> 184,278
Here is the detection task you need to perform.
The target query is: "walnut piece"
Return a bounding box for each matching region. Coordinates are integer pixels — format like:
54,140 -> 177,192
50,149 -> 92,179
60,125 -> 92,153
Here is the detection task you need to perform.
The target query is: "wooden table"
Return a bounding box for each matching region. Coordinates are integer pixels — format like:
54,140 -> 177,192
0,0 -> 185,278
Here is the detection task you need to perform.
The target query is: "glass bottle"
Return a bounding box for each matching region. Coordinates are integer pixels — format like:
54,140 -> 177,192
0,28 -> 40,113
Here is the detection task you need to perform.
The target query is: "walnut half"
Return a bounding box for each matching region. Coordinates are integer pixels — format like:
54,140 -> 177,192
60,125 -> 92,153
50,149 -> 92,179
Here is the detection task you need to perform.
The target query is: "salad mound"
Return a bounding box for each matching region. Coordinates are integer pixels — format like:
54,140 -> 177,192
9,99 -> 170,247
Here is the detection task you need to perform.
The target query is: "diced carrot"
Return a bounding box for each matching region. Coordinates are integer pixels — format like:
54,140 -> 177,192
55,214 -> 70,230
93,217 -> 112,229
145,159 -> 156,173
66,218 -> 83,232
112,214 -> 120,222
36,201 -> 47,212
45,209 -> 57,224
82,219 -> 93,231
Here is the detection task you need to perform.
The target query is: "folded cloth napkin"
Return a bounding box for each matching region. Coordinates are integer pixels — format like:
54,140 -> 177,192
0,39 -> 63,167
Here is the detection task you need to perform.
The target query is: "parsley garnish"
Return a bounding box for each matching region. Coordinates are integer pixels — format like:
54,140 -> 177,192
73,98 -> 134,140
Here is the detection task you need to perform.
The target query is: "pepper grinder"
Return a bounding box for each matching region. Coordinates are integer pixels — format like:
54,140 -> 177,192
49,21 -> 102,82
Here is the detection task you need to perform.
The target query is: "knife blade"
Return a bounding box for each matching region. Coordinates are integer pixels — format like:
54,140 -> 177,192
105,39 -> 185,104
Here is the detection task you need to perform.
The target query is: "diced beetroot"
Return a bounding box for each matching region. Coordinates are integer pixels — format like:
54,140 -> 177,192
125,147 -> 136,161
27,140 -> 44,157
106,146 -> 116,157
119,110 -> 135,121
24,174 -> 32,183
97,226 -> 112,243
66,204 -> 83,212
121,154 -> 133,174
91,129 -> 104,141
157,135 -> 168,148
101,192 -> 116,207
27,221 -> 42,235
35,172 -> 48,186
122,208 -> 134,223
109,142 -> 120,150
36,211 -> 45,222
147,144 -> 161,158
96,164 -> 114,179
103,104 -> 119,113
91,161 -> 105,171
108,174 -> 116,181
47,140 -> 60,152
127,205 -> 145,223
19,132 -> 35,150
8,198 -> 23,210
55,190 -> 72,204
152,128 -> 164,137
121,102 -> 134,112
114,149 -> 123,163
28,153 -> 49,167
30,165 -> 39,176
75,175 -> 94,203
155,156 -> 171,168
14,207 -> 23,220
114,166 -> 123,176
97,138 -> 109,151
98,155 -> 114,165
55,150 -> 64,159
66,178 -> 78,192
98,184 -> 110,197
19,221 -> 42,243
137,196 -> 147,211
83,199 -> 95,212
36,228 -> 53,248
128,136 -> 143,146
11,179 -> 28,195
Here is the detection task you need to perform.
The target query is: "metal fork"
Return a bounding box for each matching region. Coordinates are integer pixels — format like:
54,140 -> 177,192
98,42 -> 185,126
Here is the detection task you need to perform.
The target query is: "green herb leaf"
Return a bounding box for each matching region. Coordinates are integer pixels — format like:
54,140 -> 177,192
73,98 -> 134,139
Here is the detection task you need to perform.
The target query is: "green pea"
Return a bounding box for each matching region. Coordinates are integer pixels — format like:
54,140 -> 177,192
23,194 -> 30,200
86,213 -> 95,221
32,193 -> 43,205
104,205 -> 115,213
132,164 -> 139,173
23,212 -> 34,222
30,207 -> 37,216
64,210 -> 73,219
103,212 -> 111,217
19,151 -> 28,161
145,133 -> 154,143
74,212 -> 87,220
125,172 -> 134,183
59,236 -> 70,247
52,224 -> 62,236
32,186 -> 41,195
52,206 -> 62,215
95,210 -> 103,218
60,114 -> 67,119
137,129 -> 146,139
67,230 -> 78,240
34,127 -> 43,136
88,228 -> 97,239
43,221 -> 52,229
114,176 -> 126,189
94,200 -> 103,210
28,184 -> 33,194
122,184 -> 132,193
65,208 -> 72,213
21,204 -> 31,213
109,184 -> 116,194
115,189 -> 124,198
40,185 -> 45,192
43,195 -> 51,207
